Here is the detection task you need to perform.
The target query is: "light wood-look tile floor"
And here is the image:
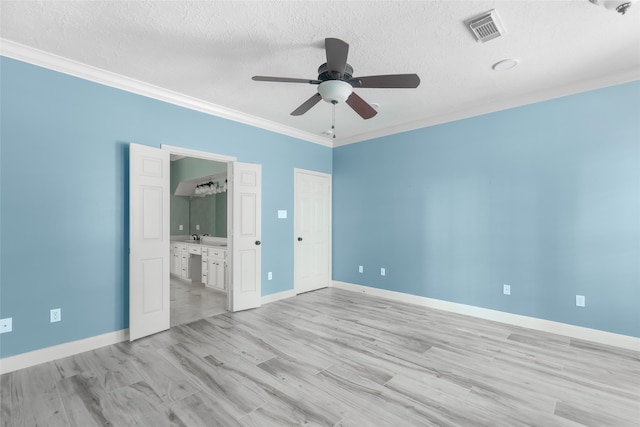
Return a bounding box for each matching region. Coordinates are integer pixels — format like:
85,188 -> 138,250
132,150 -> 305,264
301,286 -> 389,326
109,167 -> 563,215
1,288 -> 639,426
170,277 -> 227,327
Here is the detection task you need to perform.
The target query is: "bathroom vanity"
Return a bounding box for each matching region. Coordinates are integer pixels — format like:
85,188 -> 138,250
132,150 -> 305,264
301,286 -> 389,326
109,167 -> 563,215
170,238 -> 227,292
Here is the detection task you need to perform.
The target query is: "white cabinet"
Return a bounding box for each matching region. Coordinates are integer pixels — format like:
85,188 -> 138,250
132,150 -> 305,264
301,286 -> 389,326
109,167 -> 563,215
201,247 -> 227,292
170,243 -> 189,279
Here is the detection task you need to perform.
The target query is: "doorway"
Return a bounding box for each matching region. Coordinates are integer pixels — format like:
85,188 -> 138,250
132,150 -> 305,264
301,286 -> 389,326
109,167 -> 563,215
169,154 -> 229,326
129,143 -> 262,341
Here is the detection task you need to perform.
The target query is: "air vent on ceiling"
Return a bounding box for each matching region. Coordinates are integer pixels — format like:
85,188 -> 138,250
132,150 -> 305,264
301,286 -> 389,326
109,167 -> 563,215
465,9 -> 505,43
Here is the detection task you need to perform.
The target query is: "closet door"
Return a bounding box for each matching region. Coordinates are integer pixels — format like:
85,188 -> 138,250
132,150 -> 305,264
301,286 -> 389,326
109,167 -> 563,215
294,169 -> 331,294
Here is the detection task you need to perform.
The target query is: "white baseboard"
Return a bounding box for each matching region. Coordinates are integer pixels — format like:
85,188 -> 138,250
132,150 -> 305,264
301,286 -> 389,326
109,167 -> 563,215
0,329 -> 129,375
3,283 -> 636,374
0,290 -> 297,375
262,289 -> 297,305
331,281 -> 640,352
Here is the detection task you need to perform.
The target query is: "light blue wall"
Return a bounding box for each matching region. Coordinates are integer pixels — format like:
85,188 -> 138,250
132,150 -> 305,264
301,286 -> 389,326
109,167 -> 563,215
1,55 -> 637,360
0,57 -> 331,358
333,81 -> 640,338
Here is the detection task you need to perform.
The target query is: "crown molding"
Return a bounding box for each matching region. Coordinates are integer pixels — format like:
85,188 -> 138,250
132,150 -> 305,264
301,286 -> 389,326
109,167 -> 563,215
3,39 -> 637,149
334,69 -> 640,147
0,39 -> 333,148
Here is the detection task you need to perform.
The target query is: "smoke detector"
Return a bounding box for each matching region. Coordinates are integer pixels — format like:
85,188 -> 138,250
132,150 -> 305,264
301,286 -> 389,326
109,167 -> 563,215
465,9 -> 505,43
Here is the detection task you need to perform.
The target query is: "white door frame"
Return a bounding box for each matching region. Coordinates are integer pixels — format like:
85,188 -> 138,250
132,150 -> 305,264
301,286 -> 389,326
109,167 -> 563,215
293,168 -> 332,294
161,145 -> 236,311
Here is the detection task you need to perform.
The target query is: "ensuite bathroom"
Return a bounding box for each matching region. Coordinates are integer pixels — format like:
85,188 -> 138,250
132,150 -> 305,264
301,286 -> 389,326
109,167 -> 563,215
169,156 -> 229,326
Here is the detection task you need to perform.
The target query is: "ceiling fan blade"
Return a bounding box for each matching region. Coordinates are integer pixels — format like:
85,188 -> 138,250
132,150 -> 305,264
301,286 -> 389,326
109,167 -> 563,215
253,76 -> 321,84
346,92 -> 377,120
349,74 -> 421,88
291,93 -> 322,116
325,38 -> 349,76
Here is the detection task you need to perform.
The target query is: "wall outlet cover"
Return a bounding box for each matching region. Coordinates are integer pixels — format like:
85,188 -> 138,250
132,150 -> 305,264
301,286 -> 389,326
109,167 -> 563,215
503,284 -> 511,295
277,210 -> 287,219
576,295 -> 586,307
358,265 -> 363,273
50,308 -> 61,323
267,272 -> 273,280
381,268 -> 386,276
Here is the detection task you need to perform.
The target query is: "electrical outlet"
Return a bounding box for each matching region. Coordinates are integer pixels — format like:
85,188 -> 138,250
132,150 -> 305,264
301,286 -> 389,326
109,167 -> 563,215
196,224 -> 200,230
50,308 -> 61,323
358,265 -> 363,273
0,317 -> 12,333
179,225 -> 183,231
503,284 -> 511,295
381,268 -> 386,276
267,272 -> 272,280
576,295 -> 586,307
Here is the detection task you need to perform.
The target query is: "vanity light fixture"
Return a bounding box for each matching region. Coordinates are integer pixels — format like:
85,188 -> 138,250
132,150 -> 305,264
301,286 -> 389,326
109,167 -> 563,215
194,179 -> 227,196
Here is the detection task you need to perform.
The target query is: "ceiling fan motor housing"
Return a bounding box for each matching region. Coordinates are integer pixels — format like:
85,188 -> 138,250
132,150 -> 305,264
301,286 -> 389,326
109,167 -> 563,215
317,63 -> 354,81
317,80 -> 353,103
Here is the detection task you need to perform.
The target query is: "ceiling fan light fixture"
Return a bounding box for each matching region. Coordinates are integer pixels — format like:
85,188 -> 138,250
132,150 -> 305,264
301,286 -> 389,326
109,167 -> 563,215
318,80 -> 353,104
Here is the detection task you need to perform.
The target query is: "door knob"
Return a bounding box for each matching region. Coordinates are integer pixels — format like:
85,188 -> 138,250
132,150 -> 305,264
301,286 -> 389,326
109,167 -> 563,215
297,237 -> 303,241
255,240 -> 261,245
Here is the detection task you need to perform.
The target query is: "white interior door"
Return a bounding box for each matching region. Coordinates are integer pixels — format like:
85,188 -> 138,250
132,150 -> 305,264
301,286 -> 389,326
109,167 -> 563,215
294,169 -> 331,294
129,143 -> 170,341
231,162 -> 262,311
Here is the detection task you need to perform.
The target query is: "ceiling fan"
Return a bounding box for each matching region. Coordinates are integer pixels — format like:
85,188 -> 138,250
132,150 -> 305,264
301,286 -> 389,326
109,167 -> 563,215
252,38 -> 420,120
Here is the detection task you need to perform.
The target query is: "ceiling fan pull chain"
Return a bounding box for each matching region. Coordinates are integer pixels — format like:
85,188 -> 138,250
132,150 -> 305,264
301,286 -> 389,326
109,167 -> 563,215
331,100 -> 337,139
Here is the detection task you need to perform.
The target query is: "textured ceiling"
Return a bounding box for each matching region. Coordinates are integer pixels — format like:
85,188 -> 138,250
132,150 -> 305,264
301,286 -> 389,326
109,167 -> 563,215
1,1 -> 639,146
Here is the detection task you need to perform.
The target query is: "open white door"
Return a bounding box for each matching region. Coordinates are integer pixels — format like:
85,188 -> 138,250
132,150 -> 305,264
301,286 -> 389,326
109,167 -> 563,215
231,162 -> 262,311
129,143 -> 170,340
294,169 -> 331,294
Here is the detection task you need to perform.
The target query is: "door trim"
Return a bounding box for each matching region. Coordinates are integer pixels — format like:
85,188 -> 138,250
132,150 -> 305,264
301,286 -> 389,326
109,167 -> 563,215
293,168 -> 332,294
161,145 -> 236,163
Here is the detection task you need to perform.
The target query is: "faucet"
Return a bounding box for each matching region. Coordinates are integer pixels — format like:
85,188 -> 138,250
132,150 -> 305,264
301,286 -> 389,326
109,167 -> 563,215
191,234 -> 200,241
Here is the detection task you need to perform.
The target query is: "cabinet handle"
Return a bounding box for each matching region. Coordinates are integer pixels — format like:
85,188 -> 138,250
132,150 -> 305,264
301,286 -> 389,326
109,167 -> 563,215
255,240 -> 261,246
297,237 -> 303,241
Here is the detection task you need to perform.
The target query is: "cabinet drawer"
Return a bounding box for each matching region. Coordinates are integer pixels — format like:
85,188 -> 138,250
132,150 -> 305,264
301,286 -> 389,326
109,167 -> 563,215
206,249 -> 226,259
188,245 -> 202,255
172,243 -> 188,252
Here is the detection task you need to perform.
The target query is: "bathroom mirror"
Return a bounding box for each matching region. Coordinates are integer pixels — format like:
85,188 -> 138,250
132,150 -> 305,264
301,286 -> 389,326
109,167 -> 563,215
170,157 -> 227,237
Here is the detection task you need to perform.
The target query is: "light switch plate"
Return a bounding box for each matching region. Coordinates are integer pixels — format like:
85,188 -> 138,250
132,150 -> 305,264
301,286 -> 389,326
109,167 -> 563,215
358,265 -> 363,273
503,284 -> 511,295
277,210 -> 287,219
381,268 -> 386,276
268,272 -> 273,280
0,317 -> 12,333
576,295 -> 586,307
